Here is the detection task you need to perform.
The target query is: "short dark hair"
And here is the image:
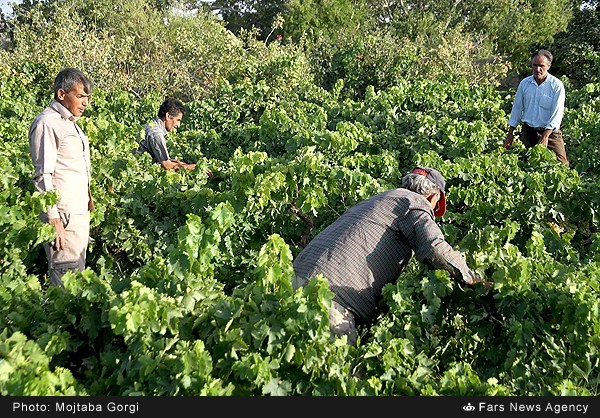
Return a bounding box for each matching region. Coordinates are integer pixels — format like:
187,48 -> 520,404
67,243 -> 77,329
532,49 -> 553,65
53,68 -> 92,100
158,98 -> 185,119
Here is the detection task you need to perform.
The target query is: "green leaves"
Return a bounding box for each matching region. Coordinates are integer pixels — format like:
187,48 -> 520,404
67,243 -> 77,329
1,58 -> 599,396
0,330 -> 85,396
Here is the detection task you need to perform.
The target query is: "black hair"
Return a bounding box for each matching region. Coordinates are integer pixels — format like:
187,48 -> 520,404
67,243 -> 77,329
158,98 -> 185,119
53,68 -> 92,100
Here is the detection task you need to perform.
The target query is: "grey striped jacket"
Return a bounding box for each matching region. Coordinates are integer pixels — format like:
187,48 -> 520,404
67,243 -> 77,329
293,187 -> 477,323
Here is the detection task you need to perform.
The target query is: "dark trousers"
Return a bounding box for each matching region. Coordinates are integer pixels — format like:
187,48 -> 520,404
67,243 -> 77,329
520,124 -> 569,166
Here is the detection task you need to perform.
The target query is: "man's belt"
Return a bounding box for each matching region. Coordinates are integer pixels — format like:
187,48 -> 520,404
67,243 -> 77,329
524,123 -> 551,132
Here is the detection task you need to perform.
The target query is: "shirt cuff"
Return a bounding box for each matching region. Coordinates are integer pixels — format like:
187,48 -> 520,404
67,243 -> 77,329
46,206 -> 60,219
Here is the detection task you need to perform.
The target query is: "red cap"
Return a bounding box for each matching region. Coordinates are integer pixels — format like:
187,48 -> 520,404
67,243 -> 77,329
411,167 -> 447,217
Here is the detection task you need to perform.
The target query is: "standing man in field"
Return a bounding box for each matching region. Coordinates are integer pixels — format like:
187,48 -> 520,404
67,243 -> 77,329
504,49 -> 569,166
134,98 -> 198,171
292,166 -> 492,346
29,68 -> 95,287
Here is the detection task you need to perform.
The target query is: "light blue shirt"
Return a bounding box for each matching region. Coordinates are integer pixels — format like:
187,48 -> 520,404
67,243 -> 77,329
508,73 -> 565,131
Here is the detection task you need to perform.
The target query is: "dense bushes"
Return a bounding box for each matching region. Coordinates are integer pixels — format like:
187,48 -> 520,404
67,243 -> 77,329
1,69 -> 598,394
0,0 -> 244,100
0,0 -> 598,397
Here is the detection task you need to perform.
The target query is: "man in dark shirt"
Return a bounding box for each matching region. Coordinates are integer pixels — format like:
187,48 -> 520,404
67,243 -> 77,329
135,98 -> 197,170
293,166 -> 491,345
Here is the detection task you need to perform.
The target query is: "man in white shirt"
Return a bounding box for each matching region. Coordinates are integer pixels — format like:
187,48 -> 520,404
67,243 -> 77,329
29,68 -> 94,287
504,49 -> 569,166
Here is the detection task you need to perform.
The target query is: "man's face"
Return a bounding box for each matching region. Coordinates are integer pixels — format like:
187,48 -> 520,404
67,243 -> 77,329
531,55 -> 551,83
164,112 -> 183,132
57,82 -> 90,117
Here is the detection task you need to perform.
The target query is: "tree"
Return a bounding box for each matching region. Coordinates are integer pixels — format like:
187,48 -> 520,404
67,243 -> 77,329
551,0 -> 600,86
283,0 -> 373,42
0,0 -> 245,100
201,0 -> 287,38
366,0 -> 574,75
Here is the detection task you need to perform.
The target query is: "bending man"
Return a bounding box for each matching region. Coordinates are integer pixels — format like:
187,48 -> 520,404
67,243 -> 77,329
293,166 -> 491,345
135,98 -> 197,170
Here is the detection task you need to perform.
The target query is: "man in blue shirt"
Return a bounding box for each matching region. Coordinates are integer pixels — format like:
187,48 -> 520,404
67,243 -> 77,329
504,49 -> 569,166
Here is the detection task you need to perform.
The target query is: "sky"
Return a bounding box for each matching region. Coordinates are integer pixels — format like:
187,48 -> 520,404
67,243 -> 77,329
0,0 -> 20,16
0,1 -> 207,16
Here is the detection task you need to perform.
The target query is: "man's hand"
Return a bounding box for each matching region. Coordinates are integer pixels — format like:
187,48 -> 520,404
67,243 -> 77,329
504,126 -> 516,149
182,163 -> 196,171
503,132 -> 514,149
161,160 -> 178,170
471,275 -> 493,290
161,159 -> 185,170
48,217 -> 66,251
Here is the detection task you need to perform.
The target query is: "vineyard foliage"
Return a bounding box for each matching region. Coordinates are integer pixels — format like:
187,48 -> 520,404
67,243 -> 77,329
1,18 -> 600,396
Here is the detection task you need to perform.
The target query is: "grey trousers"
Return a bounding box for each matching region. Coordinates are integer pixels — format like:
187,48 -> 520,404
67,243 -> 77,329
44,211 -> 90,287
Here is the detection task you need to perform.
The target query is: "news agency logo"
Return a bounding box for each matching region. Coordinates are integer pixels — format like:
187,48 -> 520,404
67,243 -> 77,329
463,403 -> 475,412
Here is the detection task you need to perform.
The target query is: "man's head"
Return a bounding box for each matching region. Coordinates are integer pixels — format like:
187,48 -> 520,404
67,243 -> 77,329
54,68 -> 92,118
402,167 -> 447,216
531,49 -> 553,83
158,98 -> 185,132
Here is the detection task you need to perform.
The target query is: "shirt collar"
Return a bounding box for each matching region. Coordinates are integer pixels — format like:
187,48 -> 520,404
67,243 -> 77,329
49,99 -> 78,121
527,73 -> 553,87
153,117 -> 168,135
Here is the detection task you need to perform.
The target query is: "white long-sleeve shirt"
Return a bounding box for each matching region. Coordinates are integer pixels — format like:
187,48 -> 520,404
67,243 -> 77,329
508,73 -> 565,131
29,100 -> 92,218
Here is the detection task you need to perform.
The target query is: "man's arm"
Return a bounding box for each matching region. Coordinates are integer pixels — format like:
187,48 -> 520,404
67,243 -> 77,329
144,134 -> 194,171
29,118 -> 65,248
165,159 -> 213,175
504,80 -> 528,149
145,131 -> 171,166
504,126 -> 516,149
547,79 -> 565,130
507,82 -> 525,130
540,79 -> 566,147
409,211 -> 492,288
29,121 -> 60,217
160,159 -> 183,170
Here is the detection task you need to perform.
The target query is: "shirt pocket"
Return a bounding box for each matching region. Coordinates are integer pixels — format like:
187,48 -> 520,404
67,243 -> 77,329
539,93 -> 554,111
58,133 -> 85,163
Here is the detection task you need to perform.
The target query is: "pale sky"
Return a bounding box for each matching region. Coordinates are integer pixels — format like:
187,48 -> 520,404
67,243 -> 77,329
1,0 -> 19,15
